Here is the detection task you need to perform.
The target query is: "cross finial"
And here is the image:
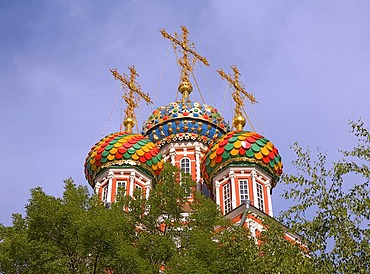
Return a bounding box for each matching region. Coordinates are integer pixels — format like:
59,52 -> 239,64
160,26 -> 209,102
110,66 -> 153,133
217,65 -> 257,130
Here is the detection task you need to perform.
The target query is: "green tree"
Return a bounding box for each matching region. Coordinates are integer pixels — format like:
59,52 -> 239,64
281,120 -> 370,273
0,164 -> 313,273
256,219 -> 314,273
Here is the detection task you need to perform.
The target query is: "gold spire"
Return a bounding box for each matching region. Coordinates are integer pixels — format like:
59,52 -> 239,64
160,26 -> 209,102
217,65 -> 257,130
110,66 -> 153,133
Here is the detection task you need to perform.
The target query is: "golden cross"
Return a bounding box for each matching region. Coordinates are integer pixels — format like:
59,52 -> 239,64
160,26 -> 209,100
110,66 -> 153,132
217,65 -> 257,118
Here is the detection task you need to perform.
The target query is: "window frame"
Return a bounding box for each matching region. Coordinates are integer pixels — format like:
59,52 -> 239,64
223,182 -> 232,214
102,185 -> 108,202
239,179 -> 249,204
115,180 -> 126,200
256,182 -> 264,211
180,157 -> 191,175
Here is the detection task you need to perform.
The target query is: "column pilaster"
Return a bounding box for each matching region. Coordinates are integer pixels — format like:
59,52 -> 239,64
229,170 -> 236,209
107,171 -> 114,204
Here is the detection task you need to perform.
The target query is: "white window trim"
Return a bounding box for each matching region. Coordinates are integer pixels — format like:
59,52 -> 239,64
223,183 -> 231,214
102,185 -> 108,202
115,180 -> 126,200
256,182 -> 264,211
239,179 -> 249,204
180,157 -> 191,175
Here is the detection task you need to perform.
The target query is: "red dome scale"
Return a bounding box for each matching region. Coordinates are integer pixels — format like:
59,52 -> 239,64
84,132 -> 163,187
201,130 -> 282,188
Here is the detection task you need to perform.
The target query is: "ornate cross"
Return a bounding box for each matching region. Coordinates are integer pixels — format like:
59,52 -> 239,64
110,66 -> 153,132
160,26 -> 209,101
217,65 -> 257,118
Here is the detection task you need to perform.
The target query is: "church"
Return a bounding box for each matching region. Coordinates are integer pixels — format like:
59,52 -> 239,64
83,26 -> 296,242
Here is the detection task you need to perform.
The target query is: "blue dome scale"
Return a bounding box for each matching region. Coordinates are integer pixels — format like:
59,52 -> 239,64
142,101 -> 230,147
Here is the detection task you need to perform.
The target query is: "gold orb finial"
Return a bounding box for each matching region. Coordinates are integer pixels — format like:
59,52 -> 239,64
178,81 -> 193,102
233,115 -> 246,131
123,117 -> 135,133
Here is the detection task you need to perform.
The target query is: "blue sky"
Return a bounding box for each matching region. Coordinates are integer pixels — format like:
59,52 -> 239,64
1,0 -> 369,225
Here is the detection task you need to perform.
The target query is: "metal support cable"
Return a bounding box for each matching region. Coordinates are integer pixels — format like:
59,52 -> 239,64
152,44 -> 171,111
102,89 -> 121,136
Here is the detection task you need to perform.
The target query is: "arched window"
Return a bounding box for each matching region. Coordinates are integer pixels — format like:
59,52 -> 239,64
180,157 -> 191,174
180,157 -> 192,198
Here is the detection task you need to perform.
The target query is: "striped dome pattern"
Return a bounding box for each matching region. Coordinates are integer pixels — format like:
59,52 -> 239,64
201,131 -> 282,187
84,132 -> 163,187
142,101 -> 229,147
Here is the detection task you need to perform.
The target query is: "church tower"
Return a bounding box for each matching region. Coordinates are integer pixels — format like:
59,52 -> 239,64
84,66 -> 163,205
84,27 -> 283,234
142,26 -> 230,200
201,66 -> 282,217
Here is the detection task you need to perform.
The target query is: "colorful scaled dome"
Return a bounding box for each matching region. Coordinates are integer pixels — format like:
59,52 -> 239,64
201,131 -> 283,188
84,132 -> 164,187
142,101 -> 230,147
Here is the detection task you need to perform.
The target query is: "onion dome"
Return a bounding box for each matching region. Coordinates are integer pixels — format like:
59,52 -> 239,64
201,130 -> 283,188
142,101 -> 230,147
84,132 -> 164,187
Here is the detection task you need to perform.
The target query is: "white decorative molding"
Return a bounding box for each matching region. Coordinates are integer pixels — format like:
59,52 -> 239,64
266,180 -> 273,217
94,182 -> 101,195
229,170 -> 235,177
107,170 -> 114,179
214,180 -> 221,206
107,171 -> 114,204
246,218 -> 264,238
248,220 -> 258,237
195,146 -> 201,185
169,146 -> 176,165
251,170 -> 257,178
145,185 -> 151,199
251,170 -> 258,208
129,171 -> 135,196
229,170 -> 236,209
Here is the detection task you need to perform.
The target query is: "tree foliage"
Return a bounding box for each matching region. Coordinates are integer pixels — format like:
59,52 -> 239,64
0,163 -> 312,273
281,120 -> 370,273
